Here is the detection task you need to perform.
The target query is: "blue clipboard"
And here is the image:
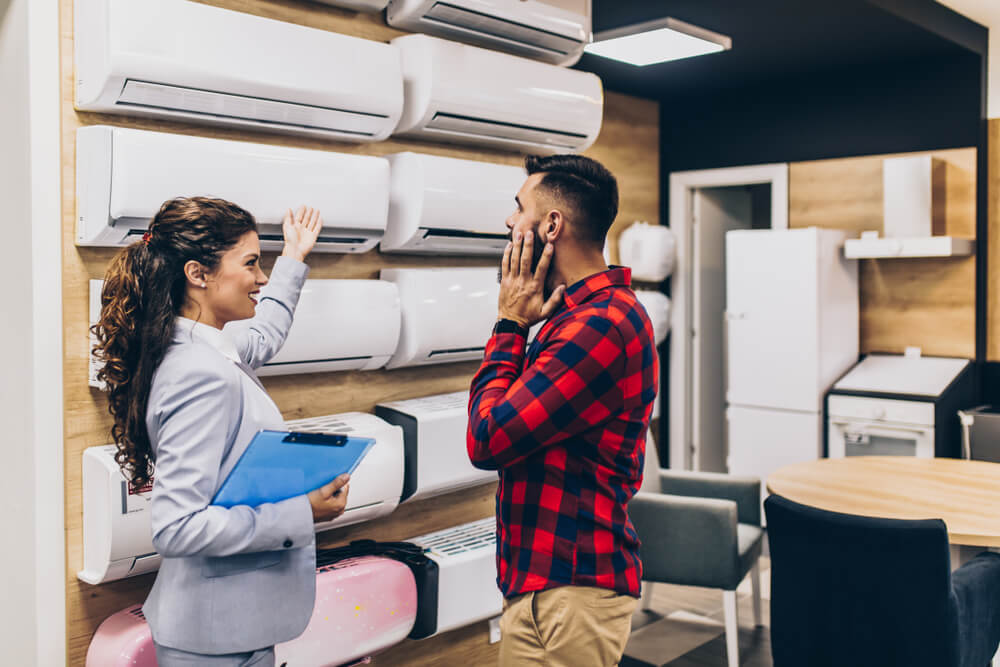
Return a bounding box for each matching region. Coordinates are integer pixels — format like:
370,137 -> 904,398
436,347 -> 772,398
212,430 -> 375,508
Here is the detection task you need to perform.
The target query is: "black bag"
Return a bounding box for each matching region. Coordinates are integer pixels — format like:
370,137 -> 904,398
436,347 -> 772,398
316,539 -> 440,639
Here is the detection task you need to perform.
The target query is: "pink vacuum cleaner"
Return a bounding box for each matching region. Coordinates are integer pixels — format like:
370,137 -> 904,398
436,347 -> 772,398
86,556 -> 418,667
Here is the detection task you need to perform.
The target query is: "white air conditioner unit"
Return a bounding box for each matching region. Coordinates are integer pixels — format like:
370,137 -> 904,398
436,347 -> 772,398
76,126 -> 390,251
380,267 -> 498,369
382,152 -> 523,256
386,0 -> 591,66
224,279 -> 401,376
375,390 -> 496,503
79,445 -> 160,585
285,412 -> 405,533
88,279 -> 104,389
79,413 -> 404,583
74,0 -> 403,141
391,34 -> 602,153
408,517 -> 502,638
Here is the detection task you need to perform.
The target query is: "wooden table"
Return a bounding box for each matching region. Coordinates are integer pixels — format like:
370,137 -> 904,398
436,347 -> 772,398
766,456 -> 1000,548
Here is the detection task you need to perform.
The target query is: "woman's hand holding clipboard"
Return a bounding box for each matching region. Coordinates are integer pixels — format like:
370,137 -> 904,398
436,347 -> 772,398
211,430 -> 373,516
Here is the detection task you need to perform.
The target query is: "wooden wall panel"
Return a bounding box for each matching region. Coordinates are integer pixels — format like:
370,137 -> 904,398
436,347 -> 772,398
789,148 -> 976,358
59,2 -> 659,664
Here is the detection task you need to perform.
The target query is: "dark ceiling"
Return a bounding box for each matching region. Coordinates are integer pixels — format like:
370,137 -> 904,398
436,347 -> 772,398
579,0 -> 984,100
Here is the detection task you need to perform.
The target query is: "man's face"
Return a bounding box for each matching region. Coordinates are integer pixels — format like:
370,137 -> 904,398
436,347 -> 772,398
500,173 -> 548,282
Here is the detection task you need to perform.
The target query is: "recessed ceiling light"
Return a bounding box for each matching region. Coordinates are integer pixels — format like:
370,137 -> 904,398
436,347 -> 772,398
584,17 -> 732,67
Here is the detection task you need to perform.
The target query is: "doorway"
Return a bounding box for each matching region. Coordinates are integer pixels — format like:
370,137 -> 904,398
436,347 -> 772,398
668,164 -> 789,472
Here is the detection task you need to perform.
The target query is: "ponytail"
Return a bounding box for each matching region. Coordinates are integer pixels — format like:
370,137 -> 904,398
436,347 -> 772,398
91,197 -> 257,487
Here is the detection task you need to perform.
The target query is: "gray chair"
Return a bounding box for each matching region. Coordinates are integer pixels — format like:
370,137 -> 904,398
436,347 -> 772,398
629,468 -> 764,667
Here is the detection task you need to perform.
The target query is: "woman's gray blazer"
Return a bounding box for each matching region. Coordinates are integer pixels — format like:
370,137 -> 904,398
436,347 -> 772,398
141,257 -> 316,654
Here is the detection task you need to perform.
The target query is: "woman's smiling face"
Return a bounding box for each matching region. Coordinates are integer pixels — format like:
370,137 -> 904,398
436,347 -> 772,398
200,231 -> 268,328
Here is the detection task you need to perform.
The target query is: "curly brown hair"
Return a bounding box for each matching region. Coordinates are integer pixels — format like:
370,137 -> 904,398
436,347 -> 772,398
91,197 -> 257,488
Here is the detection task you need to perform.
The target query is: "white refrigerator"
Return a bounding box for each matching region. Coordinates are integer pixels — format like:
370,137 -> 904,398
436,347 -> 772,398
725,228 -> 858,487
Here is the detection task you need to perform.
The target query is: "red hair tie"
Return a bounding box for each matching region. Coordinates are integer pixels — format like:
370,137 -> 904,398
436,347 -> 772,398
141,232 -> 151,245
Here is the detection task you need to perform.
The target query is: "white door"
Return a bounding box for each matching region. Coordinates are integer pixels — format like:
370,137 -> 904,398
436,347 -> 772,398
725,229 -> 821,412
691,188 -> 752,472
727,405 -> 821,520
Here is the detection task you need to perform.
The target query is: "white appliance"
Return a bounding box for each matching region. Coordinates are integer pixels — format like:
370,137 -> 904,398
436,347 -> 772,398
224,279 -> 401,376
408,517 -> 502,638
380,267 -> 498,369
75,126 -> 390,251
382,152 -> 523,256
725,228 -> 858,489
827,354 -> 974,459
386,0 -> 591,66
375,391 -> 496,503
391,34 -> 603,153
74,0 -> 403,141
88,279 -> 105,389
79,445 -> 160,585
883,155 -> 945,238
285,412 -> 405,532
78,413 -> 404,583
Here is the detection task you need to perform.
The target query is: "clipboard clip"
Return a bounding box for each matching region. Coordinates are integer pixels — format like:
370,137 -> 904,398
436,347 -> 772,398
282,432 -> 349,447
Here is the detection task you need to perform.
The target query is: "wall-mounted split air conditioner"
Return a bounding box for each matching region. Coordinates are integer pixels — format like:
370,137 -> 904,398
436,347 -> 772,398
224,280 -> 401,376
74,0 -> 403,141
375,391 -> 496,503
408,517 -> 502,638
387,0 -> 591,66
379,267 -> 498,369
76,126 -> 390,251
382,152 -> 523,256
87,556 -> 417,667
391,34 -> 603,153
285,412 -> 405,532
78,413 -> 404,584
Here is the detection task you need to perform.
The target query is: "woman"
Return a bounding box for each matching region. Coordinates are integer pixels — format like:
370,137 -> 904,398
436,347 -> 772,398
92,197 -> 349,666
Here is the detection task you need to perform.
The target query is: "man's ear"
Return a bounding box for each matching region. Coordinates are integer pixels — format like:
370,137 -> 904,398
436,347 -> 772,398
542,210 -> 565,243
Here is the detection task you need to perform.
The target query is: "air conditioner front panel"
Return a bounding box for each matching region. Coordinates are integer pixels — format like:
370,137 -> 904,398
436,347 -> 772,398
77,0 -> 402,140
80,125 -> 390,251
392,34 -> 601,151
387,0 -> 590,66
383,152 -> 521,255
234,279 -> 400,376
287,412 -> 405,531
380,268 -> 498,369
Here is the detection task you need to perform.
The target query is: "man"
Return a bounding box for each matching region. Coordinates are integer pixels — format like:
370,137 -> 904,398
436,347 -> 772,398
467,154 -> 659,666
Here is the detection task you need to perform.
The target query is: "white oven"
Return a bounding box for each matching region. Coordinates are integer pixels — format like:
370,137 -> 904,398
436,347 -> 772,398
825,354 -> 974,460
827,395 -> 935,458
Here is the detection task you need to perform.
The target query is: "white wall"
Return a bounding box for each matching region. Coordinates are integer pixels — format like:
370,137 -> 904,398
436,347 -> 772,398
0,1 -> 40,662
937,0 -> 999,119
0,0 -> 65,664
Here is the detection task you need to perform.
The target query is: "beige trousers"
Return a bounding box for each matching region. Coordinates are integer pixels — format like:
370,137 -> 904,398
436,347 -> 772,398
498,585 -> 638,667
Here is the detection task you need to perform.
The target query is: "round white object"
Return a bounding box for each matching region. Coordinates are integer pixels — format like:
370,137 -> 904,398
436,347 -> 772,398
635,290 -> 671,346
618,222 -> 676,282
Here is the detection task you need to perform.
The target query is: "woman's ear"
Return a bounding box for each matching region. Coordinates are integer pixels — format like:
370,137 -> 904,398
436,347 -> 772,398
183,260 -> 208,288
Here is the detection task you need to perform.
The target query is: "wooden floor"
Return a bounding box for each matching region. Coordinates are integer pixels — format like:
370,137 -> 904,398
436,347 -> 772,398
622,557 -> 773,667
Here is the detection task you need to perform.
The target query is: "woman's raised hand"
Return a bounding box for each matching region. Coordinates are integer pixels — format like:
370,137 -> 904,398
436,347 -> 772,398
281,205 -> 322,263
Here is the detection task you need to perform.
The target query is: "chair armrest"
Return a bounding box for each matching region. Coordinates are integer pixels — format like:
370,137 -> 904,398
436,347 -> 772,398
628,491 -> 743,590
656,470 -> 761,526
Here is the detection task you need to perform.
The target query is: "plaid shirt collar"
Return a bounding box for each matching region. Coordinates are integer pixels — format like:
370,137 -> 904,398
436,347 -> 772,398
562,266 -> 633,310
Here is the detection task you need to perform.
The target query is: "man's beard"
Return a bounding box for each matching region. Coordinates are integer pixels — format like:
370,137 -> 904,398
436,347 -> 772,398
498,228 -> 546,284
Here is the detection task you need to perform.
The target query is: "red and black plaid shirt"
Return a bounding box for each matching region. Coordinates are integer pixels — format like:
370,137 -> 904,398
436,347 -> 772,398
467,267 -> 658,599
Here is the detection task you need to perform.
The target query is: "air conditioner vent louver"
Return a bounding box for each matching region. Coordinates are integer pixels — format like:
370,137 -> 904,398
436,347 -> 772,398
414,517 -> 495,556
286,415 -> 357,434
128,607 -> 146,620
424,2 -> 581,56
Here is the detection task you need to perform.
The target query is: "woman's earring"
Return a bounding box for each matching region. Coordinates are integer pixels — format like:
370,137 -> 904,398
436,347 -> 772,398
201,282 -> 207,289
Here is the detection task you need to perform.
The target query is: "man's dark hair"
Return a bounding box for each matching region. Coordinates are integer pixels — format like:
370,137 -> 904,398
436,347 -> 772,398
525,154 -> 619,245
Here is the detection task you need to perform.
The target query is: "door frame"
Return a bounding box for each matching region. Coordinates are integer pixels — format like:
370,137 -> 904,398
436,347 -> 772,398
668,164 -> 790,470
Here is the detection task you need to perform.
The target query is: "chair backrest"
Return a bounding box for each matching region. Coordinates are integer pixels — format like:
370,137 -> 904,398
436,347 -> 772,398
764,494 -> 960,667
